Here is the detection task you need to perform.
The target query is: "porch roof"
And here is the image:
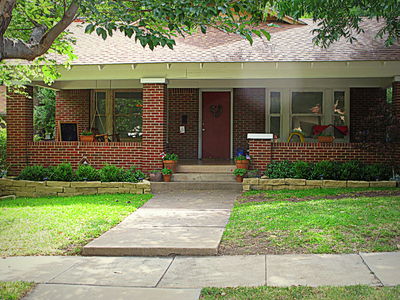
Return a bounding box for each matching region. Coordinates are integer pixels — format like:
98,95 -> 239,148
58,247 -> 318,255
62,18 -> 400,66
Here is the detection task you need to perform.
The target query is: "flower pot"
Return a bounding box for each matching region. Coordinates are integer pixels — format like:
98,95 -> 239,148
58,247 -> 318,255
149,172 -> 162,182
163,160 -> 177,173
235,175 -> 243,183
163,174 -> 172,182
318,136 -> 335,143
235,159 -> 249,170
80,135 -> 95,142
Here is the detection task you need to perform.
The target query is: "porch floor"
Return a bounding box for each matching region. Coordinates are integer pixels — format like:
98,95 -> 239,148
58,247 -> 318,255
179,159 -> 234,165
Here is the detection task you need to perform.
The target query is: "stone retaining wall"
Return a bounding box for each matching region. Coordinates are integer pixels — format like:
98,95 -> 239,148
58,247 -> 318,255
0,179 -> 151,198
243,178 -> 398,191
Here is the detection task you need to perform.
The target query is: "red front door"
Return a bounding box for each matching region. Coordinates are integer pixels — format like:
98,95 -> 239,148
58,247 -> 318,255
202,92 -> 230,159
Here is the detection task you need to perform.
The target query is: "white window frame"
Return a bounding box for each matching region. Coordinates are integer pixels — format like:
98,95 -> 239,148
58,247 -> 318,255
265,89 -> 283,138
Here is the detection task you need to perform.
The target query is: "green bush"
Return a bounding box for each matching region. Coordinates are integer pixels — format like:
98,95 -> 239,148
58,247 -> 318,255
292,161 -> 312,179
48,163 -> 74,181
310,160 -> 340,180
75,165 -> 100,181
17,165 -> 49,181
126,166 -> 146,183
363,164 -> 392,181
338,160 -> 364,180
99,164 -> 129,182
264,160 -> 294,179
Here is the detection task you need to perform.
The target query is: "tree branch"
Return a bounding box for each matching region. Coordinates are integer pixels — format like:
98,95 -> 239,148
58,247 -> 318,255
1,0 -> 79,61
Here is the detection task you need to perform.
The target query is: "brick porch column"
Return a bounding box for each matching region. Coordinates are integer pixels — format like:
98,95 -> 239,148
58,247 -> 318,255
6,87 -> 34,175
393,77 -> 400,118
141,81 -> 168,171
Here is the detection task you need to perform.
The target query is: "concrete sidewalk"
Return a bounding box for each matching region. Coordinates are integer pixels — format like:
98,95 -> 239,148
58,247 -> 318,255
1,252 -> 399,299
83,190 -> 237,256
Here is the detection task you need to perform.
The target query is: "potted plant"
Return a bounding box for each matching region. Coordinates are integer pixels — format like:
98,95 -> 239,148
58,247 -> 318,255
80,130 -> 95,142
161,153 -> 179,172
235,154 -> 250,169
161,168 -> 173,182
149,170 -> 162,182
233,168 -> 247,182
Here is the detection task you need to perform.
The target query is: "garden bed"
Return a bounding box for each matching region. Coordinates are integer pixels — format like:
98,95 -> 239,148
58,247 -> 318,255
243,178 -> 398,191
0,178 -> 151,198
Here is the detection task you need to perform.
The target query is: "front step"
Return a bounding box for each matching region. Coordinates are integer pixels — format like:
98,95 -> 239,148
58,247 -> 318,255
151,182 -> 242,193
177,165 -> 235,173
173,173 -> 236,182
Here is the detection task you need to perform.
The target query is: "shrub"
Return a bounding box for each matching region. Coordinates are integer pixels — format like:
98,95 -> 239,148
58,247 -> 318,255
126,166 -> 146,182
310,160 -> 340,180
17,165 -> 49,181
48,163 -> 75,181
292,161 -> 312,179
99,164 -> 129,182
246,169 -> 260,178
363,164 -> 392,181
75,165 -> 100,181
264,161 -> 294,178
338,160 -> 364,180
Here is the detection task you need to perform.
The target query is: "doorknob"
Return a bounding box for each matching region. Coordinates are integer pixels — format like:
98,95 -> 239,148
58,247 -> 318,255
202,128 -> 206,132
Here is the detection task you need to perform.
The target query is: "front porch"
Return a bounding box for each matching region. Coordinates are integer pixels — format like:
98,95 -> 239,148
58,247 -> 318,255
6,77 -> 400,176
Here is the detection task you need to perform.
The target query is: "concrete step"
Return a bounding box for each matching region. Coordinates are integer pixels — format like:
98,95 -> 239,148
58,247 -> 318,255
177,165 -> 235,173
173,173 -> 236,182
150,182 -> 242,193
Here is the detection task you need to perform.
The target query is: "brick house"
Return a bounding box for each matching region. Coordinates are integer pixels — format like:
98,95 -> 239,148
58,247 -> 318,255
5,18 -> 400,175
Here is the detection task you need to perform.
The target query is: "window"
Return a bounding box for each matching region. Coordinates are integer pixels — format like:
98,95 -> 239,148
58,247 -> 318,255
333,91 -> 346,138
92,90 -> 143,141
267,91 -> 281,138
291,92 -> 323,138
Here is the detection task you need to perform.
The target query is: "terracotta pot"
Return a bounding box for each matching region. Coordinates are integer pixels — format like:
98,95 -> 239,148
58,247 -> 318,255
163,174 -> 172,182
149,172 -> 162,182
235,159 -> 249,170
235,175 -> 243,183
318,136 -> 335,143
80,135 -> 95,142
163,160 -> 177,173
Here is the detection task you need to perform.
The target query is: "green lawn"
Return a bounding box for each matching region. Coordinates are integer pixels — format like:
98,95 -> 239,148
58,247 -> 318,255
219,188 -> 400,255
201,286 -> 400,300
0,193 -> 152,256
0,282 -> 35,300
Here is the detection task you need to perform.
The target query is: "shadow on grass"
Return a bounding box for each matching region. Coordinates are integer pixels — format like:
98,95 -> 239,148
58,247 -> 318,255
0,193 -> 153,208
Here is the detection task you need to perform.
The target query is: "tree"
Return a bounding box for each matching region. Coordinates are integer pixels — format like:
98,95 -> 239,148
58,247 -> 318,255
0,0 -> 399,87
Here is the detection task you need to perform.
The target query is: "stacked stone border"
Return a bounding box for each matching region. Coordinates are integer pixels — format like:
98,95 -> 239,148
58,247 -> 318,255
243,178 -> 398,191
0,179 -> 151,198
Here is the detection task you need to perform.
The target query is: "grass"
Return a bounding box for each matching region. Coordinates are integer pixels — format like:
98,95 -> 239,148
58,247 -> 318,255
219,187 -> 400,255
201,286 -> 400,300
0,281 -> 35,300
0,193 -> 152,256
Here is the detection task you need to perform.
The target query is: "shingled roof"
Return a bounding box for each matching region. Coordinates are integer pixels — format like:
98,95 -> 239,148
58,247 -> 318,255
66,19 -> 400,65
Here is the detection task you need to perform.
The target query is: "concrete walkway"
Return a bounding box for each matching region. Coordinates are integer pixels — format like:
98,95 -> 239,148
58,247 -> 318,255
83,190 -> 237,256
1,252 -> 399,299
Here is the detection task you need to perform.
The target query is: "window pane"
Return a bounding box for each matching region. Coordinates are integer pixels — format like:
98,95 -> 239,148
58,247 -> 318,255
292,92 -> 323,114
94,116 -> 106,134
333,91 -> 345,117
95,92 -> 106,114
115,92 -> 142,115
270,92 -> 281,114
115,114 -> 142,140
270,117 -> 280,138
292,116 -> 321,138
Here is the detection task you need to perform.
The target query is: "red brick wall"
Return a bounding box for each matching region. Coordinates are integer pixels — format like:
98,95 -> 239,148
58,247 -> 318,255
167,88 -> 199,159
6,87 -> 34,175
55,89 -> 90,139
249,140 -> 399,171
350,88 -> 386,142
27,142 -> 142,169
233,88 -> 265,153
141,83 -> 167,171
393,81 -> 400,118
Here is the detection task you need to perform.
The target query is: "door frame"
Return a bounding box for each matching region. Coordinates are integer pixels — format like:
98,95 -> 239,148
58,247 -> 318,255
198,89 -> 233,159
